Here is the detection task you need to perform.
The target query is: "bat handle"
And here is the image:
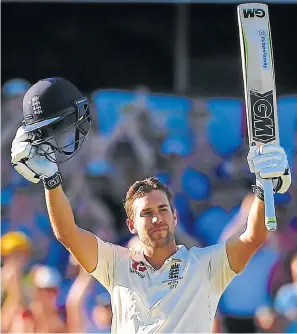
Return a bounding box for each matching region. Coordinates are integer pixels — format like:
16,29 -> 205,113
263,179 -> 277,231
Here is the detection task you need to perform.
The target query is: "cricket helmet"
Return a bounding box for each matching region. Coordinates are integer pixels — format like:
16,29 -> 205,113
22,77 -> 92,163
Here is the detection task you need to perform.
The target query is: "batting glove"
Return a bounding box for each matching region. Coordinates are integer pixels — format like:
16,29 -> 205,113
11,126 -> 62,190
247,144 -> 291,200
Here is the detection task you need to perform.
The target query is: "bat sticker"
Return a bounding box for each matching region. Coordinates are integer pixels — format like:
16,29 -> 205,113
250,90 -> 276,144
258,30 -> 271,70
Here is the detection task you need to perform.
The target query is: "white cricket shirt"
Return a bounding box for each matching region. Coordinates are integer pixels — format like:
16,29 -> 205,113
90,236 -> 236,333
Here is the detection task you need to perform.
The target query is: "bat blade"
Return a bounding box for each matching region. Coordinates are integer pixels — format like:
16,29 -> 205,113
237,3 -> 279,231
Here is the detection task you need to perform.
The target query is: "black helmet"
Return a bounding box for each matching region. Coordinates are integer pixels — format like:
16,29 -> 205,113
22,77 -> 92,163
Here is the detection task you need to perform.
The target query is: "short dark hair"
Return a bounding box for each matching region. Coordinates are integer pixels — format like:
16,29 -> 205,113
124,176 -> 173,219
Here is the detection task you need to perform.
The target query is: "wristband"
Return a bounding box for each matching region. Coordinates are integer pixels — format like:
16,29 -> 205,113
43,172 -> 63,190
251,185 -> 264,201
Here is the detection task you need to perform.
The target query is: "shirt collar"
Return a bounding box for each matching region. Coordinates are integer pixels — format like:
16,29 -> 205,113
130,245 -> 189,266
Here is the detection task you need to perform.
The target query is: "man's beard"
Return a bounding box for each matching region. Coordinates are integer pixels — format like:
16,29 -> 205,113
140,230 -> 175,248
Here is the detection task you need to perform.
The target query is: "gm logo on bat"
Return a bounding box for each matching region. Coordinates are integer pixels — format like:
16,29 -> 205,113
250,90 -> 276,144
243,8 -> 266,18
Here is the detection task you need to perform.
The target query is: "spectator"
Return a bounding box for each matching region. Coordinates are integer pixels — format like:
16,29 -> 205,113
274,251 -> 297,325
89,292 -> 112,333
1,231 -> 32,333
66,262 -> 95,333
255,305 -> 288,333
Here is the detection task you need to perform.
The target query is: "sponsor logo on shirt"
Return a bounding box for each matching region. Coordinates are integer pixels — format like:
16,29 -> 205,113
130,260 -> 147,278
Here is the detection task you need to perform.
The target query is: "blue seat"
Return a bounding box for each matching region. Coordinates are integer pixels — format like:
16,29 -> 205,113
1,219 -> 9,236
86,159 -> 115,176
1,186 -> 14,206
44,239 -> 70,276
181,168 -> 210,200
160,132 -> 194,157
91,89 -> 192,136
194,206 -> 239,246
155,171 -> 171,186
92,89 -> 135,136
146,93 -> 192,135
173,193 -> 194,233
35,213 -> 53,236
206,98 -> 243,158
2,78 -> 30,97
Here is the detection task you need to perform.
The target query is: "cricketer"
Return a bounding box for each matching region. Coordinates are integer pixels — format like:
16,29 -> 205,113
11,78 -> 291,333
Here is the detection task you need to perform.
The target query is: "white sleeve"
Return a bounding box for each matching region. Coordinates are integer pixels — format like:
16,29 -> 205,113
89,236 -> 125,292
207,242 -> 237,296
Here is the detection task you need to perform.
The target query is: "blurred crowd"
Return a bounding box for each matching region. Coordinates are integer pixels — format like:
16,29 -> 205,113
1,78 -> 297,333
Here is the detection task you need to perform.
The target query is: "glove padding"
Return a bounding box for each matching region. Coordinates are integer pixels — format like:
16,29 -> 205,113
247,144 -> 291,194
11,126 -> 58,183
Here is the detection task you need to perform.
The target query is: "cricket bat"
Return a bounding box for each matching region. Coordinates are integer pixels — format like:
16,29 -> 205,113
237,3 -> 280,231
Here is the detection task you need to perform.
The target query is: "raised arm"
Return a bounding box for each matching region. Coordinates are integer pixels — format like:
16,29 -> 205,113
1,257 -> 27,333
46,183 -> 121,291
45,186 -> 98,273
11,126 -> 99,274
66,265 -> 94,333
226,196 -> 266,273
10,79 -> 120,279
226,144 -> 291,273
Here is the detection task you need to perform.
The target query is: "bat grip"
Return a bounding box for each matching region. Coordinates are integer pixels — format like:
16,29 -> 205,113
263,179 -> 277,231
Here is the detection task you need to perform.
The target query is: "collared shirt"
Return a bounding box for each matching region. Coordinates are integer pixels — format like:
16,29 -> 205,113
90,236 -> 236,333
